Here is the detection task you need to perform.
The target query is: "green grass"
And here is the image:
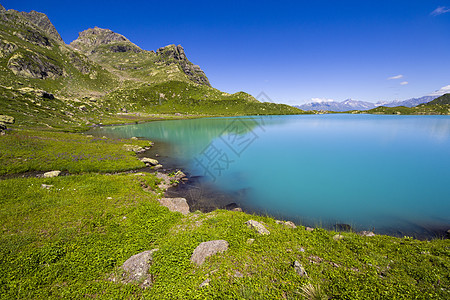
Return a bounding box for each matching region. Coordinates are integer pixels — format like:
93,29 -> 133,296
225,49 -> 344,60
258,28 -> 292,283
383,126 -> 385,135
0,8 -> 449,298
361,103 -> 450,115
0,128 -> 449,299
0,129 -> 151,175
0,173 -> 181,299
104,80 -> 306,116
0,177 -> 448,299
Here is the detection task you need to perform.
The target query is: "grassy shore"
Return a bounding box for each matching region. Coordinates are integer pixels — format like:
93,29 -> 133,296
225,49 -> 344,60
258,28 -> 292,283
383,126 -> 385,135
1,126 -> 449,299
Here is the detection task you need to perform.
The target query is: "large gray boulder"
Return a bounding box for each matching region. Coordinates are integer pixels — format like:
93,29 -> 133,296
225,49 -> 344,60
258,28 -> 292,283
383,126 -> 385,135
191,240 -> 229,266
245,220 -> 270,235
117,249 -> 158,288
159,198 -> 190,215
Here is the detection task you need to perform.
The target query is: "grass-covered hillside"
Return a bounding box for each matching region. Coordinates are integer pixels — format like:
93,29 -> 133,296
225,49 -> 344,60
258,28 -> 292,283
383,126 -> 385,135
0,4 -> 305,131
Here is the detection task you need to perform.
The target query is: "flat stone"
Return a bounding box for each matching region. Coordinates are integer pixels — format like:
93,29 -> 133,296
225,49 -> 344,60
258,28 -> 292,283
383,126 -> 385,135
141,157 -> 159,165
358,231 -> 375,237
41,184 -> 53,189
199,278 -> 210,288
159,198 -> 190,215
119,249 -> 158,288
191,240 -> 229,266
245,220 -> 270,235
154,164 -> 163,170
333,234 -> 345,241
43,170 -> 61,178
123,144 -> 145,153
305,227 -> 314,232
0,115 -> 15,124
233,270 -> 244,278
285,221 -> 297,228
292,260 -> 307,277
275,220 -> 296,228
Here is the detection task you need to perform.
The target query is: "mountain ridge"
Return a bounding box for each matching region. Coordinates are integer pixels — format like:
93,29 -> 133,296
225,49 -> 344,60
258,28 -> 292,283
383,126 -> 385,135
296,95 -> 440,112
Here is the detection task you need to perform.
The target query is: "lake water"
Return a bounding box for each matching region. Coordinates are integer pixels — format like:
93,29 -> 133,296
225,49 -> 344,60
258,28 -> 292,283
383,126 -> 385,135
92,115 -> 450,238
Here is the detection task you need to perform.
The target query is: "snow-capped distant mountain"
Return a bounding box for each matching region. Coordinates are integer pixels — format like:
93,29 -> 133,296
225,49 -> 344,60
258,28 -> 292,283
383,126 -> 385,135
375,96 -> 438,108
296,99 -> 376,112
296,95 -> 439,112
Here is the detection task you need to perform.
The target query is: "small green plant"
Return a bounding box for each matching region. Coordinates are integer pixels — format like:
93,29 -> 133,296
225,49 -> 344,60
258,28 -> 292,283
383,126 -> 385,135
299,283 -> 328,300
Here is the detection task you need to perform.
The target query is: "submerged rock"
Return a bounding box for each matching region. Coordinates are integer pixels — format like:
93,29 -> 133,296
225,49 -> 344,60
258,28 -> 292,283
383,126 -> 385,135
245,220 -> 270,235
225,202 -> 239,210
334,223 -> 352,232
191,240 -> 229,266
159,198 -> 190,215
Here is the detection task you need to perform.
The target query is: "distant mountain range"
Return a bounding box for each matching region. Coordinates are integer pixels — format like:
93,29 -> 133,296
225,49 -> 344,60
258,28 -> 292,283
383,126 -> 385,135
296,95 -> 440,112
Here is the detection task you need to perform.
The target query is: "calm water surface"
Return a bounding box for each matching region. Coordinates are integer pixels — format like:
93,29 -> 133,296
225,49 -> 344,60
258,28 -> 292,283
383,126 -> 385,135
92,115 -> 450,237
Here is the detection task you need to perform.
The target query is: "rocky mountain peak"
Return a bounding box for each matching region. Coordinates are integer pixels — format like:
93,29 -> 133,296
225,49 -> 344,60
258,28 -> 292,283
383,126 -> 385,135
156,44 -> 211,86
0,4 -> 6,12
156,44 -> 187,61
18,10 -> 63,42
70,27 -> 132,50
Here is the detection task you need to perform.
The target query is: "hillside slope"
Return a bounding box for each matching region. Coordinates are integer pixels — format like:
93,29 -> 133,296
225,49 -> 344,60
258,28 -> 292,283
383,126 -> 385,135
363,93 -> 450,115
0,5 -> 304,130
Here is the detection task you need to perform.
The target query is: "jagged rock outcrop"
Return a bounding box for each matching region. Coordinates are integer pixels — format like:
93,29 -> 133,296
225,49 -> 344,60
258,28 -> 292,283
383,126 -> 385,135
70,27 -> 142,53
0,39 -> 17,58
15,28 -> 52,48
157,44 -> 211,86
7,51 -> 64,79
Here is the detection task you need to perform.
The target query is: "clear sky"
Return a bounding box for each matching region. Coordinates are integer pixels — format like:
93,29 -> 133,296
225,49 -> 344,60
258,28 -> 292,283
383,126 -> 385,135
3,0 -> 450,104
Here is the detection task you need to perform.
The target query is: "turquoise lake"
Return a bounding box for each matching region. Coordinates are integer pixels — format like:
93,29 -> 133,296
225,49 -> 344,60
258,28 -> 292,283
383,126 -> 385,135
92,115 -> 450,238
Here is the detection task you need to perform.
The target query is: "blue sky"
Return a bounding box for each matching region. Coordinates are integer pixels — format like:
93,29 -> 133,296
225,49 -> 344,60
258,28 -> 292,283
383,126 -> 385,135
3,0 -> 450,104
